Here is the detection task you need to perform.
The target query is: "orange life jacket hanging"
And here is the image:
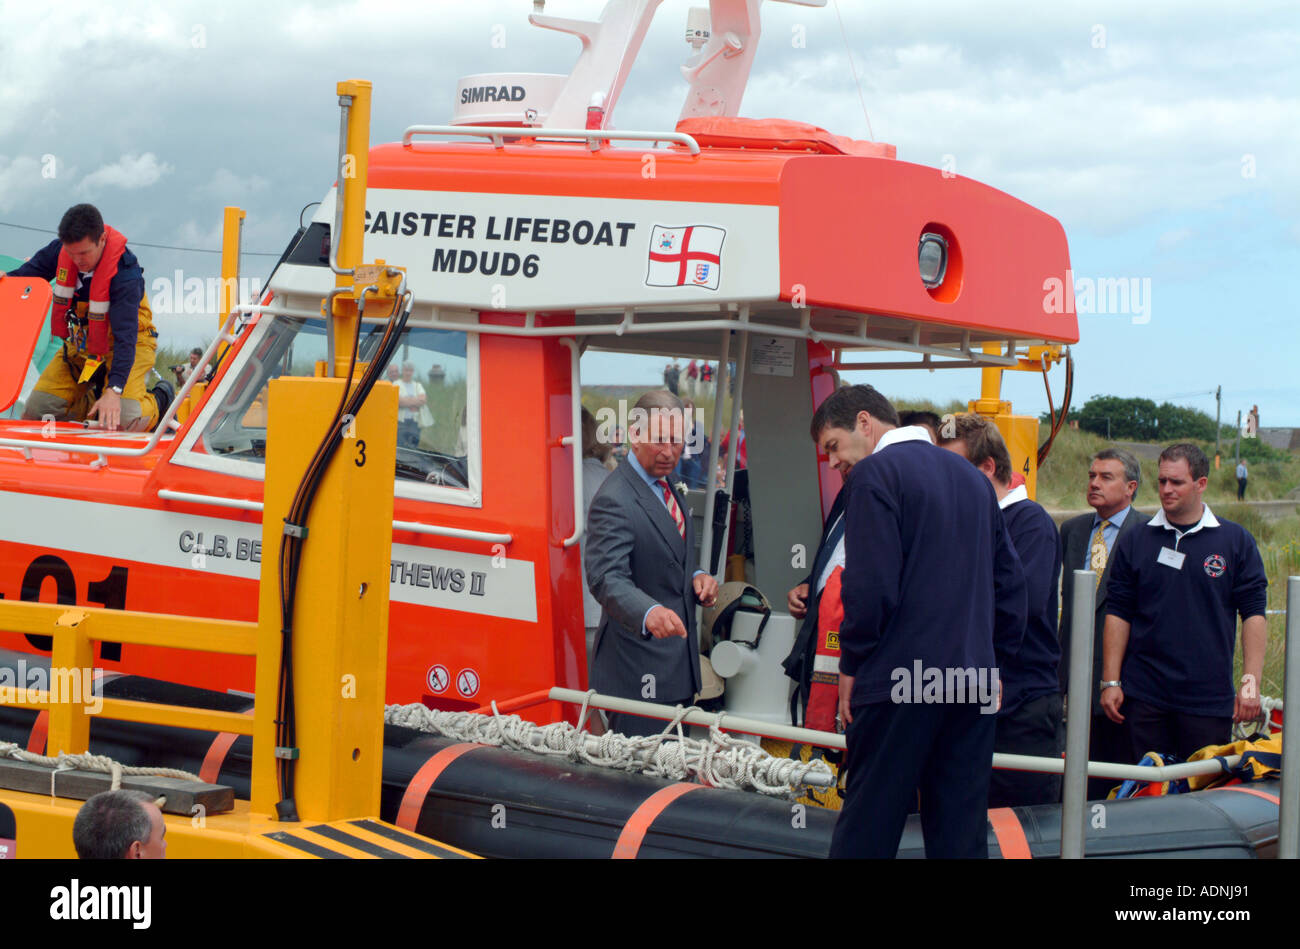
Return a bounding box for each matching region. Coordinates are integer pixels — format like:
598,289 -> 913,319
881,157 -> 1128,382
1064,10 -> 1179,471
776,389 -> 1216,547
805,564 -> 844,733
50,226 -> 128,359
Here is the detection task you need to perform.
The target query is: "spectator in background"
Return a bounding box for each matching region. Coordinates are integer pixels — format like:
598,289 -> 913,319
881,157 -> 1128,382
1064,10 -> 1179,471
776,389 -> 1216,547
1102,443 -> 1268,762
73,789 -> 166,859
674,399 -> 705,488
395,361 -> 427,449
1057,448 -> 1147,798
718,411 -> 747,470
700,361 -> 714,397
663,360 -> 681,396
1236,458 -> 1248,500
685,359 -> 699,397
171,347 -> 203,386
938,414 -> 1063,807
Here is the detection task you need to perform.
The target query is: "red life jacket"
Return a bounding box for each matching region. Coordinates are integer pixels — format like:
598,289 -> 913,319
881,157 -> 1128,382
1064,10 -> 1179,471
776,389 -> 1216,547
50,226 -> 128,358
805,565 -> 844,733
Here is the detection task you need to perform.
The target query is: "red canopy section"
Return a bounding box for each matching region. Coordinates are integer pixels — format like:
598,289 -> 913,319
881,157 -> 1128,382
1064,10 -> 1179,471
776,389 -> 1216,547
777,152 -> 1077,344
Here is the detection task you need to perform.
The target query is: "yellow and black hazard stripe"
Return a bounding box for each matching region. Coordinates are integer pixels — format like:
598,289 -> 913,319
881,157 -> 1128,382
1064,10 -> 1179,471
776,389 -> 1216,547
261,819 -> 471,859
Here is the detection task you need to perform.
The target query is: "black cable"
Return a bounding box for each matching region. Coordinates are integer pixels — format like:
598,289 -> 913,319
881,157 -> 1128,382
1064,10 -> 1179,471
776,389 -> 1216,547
0,219 -> 281,256
272,284 -> 412,819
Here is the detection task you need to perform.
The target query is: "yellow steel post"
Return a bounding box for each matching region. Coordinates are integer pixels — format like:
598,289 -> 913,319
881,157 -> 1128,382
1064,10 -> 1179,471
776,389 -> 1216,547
331,79 -> 372,379
250,376 -> 396,821
218,207 -> 244,356
969,342 -> 1041,499
46,610 -> 94,755
974,342 -> 1011,417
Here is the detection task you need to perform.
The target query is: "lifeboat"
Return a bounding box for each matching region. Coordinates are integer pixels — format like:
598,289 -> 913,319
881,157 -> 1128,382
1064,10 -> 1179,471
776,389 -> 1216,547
0,0 -> 1290,861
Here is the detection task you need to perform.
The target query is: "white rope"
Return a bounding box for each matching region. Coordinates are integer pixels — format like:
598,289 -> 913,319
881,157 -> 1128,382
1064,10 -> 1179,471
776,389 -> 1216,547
385,702 -> 832,797
0,741 -> 199,793
1232,694 -> 1284,740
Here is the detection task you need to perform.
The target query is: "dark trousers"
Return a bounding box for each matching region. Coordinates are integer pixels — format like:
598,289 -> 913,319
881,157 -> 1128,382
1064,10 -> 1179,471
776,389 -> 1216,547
606,696 -> 693,738
398,418 -> 421,449
829,700 -> 996,859
1237,477 -> 1247,500
988,692 -> 1063,808
1086,713 -> 1129,800
1125,697 -> 1232,763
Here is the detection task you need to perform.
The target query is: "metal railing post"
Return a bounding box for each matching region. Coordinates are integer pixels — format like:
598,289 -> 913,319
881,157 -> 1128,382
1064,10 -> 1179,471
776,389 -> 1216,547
1061,568 -> 1096,858
1280,576 -> 1300,859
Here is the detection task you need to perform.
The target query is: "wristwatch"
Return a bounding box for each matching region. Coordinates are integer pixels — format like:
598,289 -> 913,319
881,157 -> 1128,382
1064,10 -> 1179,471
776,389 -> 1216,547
1099,680 -> 1121,691
110,385 -> 123,394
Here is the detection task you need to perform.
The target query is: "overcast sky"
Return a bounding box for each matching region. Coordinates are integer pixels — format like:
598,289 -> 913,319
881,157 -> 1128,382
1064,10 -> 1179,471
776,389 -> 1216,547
2,0 -> 1296,424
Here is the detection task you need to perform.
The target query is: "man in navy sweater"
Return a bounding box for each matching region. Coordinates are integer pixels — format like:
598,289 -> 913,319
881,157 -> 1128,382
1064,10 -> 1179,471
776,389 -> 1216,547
820,386 -> 1027,859
939,414 -> 1063,807
1102,443 -> 1267,762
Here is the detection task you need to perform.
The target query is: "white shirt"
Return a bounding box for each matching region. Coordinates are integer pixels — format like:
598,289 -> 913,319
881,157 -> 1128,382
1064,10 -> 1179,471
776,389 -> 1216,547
998,483 -> 1029,510
396,378 -> 424,422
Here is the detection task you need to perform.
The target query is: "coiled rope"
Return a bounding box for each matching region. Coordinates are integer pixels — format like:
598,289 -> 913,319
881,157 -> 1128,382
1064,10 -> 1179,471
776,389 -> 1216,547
385,696 -> 833,797
1233,694 -> 1284,741
0,741 -> 198,797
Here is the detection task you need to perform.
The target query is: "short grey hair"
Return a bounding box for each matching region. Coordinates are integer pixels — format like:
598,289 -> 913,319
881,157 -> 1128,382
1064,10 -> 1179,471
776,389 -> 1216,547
1092,448 -> 1140,496
633,389 -> 684,414
73,789 -> 155,859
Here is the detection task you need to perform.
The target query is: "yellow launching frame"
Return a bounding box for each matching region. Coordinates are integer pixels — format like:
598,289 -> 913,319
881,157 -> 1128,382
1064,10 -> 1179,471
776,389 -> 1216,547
0,80 -> 467,859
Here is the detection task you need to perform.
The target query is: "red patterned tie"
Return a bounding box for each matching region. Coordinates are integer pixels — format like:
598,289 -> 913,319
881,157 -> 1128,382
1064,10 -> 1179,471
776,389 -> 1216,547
656,480 -> 686,539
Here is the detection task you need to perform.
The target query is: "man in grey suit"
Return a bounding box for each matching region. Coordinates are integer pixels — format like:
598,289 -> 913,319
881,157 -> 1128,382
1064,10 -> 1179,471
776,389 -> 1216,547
1057,447 -> 1148,798
586,390 -> 719,736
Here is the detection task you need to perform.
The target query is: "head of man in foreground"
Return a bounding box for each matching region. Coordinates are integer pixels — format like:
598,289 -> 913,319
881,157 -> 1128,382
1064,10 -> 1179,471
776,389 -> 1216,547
1157,443 -> 1209,523
1086,448 -> 1140,519
73,789 -> 166,859
809,384 -> 900,479
628,389 -> 686,479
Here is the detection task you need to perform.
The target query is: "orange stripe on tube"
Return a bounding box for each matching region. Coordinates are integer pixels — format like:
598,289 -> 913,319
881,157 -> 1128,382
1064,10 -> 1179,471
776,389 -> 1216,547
612,783 -> 703,859
988,807 -> 1032,859
1214,785 -> 1280,805
199,710 -> 255,785
396,743 -> 487,831
27,710 -> 49,754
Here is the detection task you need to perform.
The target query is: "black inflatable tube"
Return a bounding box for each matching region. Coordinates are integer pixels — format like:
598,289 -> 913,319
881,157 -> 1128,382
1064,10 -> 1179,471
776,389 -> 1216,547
0,659 -> 1280,859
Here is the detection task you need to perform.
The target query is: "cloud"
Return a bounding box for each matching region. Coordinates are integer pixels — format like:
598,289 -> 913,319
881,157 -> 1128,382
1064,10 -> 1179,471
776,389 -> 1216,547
0,156 -> 43,213
79,153 -> 173,192
200,168 -> 271,199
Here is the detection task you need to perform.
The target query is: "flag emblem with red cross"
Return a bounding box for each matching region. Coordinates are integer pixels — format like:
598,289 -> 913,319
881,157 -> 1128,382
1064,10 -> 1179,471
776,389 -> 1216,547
646,225 -> 724,290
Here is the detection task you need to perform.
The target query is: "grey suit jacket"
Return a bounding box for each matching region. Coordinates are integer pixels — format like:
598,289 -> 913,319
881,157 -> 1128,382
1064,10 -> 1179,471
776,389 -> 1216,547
1057,505 -> 1149,714
585,457 -> 701,702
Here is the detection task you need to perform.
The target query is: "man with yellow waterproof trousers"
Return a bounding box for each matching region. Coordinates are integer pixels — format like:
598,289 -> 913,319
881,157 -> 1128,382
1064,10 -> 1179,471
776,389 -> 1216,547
4,203 -> 159,431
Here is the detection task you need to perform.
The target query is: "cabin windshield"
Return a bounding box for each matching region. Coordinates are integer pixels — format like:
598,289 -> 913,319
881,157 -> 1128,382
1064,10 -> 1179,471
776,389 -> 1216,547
197,316 -> 471,490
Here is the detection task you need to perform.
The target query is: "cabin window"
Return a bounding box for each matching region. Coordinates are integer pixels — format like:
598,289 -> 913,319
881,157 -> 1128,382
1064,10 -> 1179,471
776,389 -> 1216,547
181,315 -> 480,504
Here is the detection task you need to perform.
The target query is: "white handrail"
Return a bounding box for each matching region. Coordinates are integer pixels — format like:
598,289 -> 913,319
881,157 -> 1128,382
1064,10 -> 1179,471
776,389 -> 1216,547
559,339 -> 583,548
415,309 -> 1023,366
547,687 -> 1262,784
402,124 -> 701,155
156,489 -> 513,545
0,309 -> 241,459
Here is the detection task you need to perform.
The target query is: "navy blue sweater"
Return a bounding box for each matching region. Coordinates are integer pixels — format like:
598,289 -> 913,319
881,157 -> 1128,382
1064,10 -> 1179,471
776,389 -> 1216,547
1105,509 -> 1268,717
1000,497 -> 1062,715
840,439 -> 1028,706
8,238 -> 146,390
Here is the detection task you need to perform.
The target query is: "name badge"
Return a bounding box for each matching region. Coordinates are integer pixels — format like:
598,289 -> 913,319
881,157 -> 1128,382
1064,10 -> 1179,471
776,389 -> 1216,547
1157,547 -> 1185,570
